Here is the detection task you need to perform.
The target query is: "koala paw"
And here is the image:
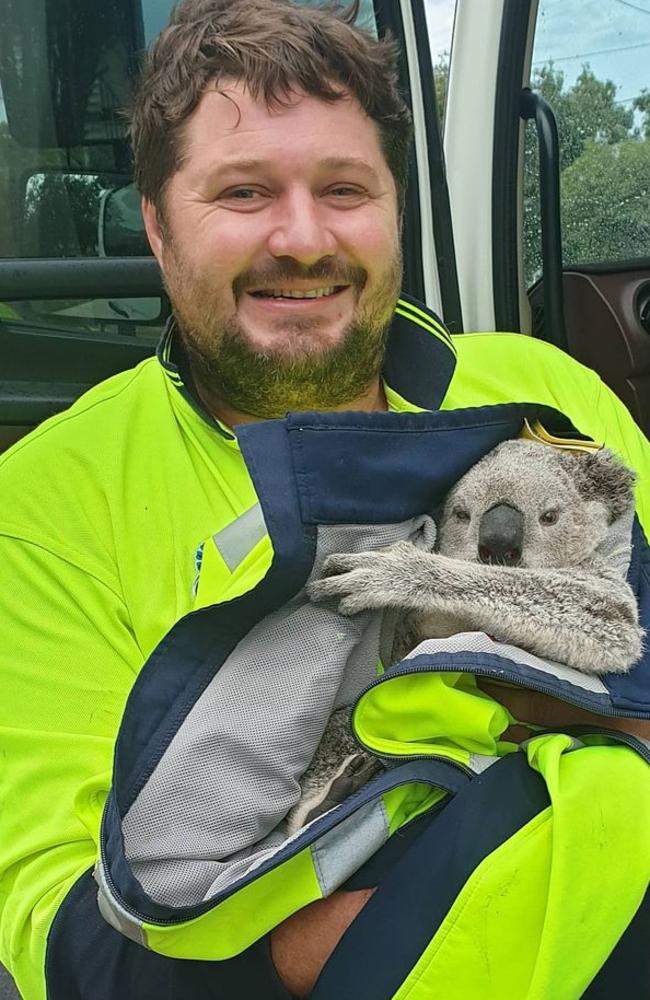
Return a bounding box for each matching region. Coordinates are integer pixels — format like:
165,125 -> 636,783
286,753 -> 383,834
307,542 -> 419,615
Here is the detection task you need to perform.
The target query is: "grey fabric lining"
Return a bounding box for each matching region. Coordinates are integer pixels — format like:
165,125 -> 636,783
402,632 -> 609,694
124,516 -> 435,908
310,798 -> 389,896
212,503 -> 267,571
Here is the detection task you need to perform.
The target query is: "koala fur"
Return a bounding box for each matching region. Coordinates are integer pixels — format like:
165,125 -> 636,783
286,707 -> 383,834
285,439 -> 645,833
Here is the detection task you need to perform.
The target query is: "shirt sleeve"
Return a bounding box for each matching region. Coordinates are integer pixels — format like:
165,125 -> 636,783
0,530 -> 290,1000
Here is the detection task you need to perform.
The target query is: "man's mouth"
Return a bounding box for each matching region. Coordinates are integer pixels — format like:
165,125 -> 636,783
248,285 -> 349,300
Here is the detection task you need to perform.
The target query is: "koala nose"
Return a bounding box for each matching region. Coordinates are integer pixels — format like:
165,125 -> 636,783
478,503 -> 523,566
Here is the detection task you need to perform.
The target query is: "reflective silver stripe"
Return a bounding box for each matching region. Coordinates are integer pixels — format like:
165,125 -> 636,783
311,797 -> 389,896
212,503 -> 267,572
468,753 -> 500,773
93,861 -> 148,947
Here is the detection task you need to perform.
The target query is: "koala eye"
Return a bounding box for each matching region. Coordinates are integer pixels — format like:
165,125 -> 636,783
452,507 -> 471,522
540,509 -> 559,526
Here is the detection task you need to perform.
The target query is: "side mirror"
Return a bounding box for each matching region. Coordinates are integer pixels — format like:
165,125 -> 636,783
99,183 -> 150,257
18,170 -> 161,328
21,170 -> 150,258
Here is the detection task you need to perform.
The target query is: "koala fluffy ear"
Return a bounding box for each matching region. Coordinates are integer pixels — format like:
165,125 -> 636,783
561,448 -> 637,523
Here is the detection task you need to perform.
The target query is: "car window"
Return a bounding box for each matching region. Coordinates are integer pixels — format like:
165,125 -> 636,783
524,0 -> 650,286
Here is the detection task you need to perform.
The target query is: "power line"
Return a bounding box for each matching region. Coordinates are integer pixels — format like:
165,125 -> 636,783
615,0 -> 650,14
533,40 -> 650,66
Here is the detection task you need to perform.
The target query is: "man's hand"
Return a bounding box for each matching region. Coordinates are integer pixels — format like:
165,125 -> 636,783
270,685 -> 650,999
480,681 -> 650,741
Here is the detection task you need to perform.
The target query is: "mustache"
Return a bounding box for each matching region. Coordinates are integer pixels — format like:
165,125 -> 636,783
233,261 -> 367,296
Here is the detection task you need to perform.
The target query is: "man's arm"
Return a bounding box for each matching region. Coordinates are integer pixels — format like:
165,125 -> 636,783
479,681 -> 650,742
0,531 -> 142,999
0,529 -> 325,1000
270,888 -> 375,998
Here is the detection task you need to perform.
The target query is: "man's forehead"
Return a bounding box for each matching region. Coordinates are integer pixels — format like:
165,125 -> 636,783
189,153 -> 383,180
179,81 -> 387,168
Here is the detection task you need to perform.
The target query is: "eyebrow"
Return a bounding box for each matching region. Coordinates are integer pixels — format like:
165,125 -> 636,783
210,156 -> 381,180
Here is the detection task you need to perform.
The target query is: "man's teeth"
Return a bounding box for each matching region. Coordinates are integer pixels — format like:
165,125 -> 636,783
255,287 -> 338,299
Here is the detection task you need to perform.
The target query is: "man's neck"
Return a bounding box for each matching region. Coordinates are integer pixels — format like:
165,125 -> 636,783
195,377 -> 389,428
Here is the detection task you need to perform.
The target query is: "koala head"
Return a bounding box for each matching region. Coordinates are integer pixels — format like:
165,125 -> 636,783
437,439 -> 636,569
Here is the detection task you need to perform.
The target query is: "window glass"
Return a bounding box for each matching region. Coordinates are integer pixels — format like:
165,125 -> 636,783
424,0 -> 456,128
425,0 -> 456,129
524,0 -> 650,286
0,0 -> 140,260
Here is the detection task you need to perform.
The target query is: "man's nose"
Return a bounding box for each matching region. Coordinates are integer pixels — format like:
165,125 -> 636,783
478,503 -> 524,566
267,191 -> 337,266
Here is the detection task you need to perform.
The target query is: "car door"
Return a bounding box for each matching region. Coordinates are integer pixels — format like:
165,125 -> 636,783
445,0 -> 650,437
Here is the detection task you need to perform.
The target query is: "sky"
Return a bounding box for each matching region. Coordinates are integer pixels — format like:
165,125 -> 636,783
425,0 -> 457,62
532,0 -> 650,106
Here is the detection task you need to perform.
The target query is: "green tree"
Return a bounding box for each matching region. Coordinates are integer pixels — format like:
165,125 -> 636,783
433,52 -> 449,131
523,64 -> 640,283
534,66 -> 632,171
633,89 -> 650,138
22,172 -> 105,256
560,138 -> 650,264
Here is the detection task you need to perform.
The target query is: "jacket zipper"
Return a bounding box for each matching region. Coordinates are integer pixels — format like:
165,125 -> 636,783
98,759 -> 461,926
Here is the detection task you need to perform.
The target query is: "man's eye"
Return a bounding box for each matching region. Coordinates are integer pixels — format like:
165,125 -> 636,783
226,189 -> 259,200
218,188 -> 269,204
327,186 -> 365,199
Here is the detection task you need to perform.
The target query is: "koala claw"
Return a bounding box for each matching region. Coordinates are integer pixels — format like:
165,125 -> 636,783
308,543 -> 420,613
307,573 -> 354,606
301,753 -> 383,826
320,552 -> 367,576
307,571 -> 386,615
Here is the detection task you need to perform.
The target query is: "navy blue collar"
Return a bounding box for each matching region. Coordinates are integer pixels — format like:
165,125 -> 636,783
156,292 -> 457,426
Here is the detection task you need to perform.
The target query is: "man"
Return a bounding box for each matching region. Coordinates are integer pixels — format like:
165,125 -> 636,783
1,1 -> 649,998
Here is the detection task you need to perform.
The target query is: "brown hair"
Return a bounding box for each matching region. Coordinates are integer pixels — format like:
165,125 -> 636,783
129,0 -> 412,215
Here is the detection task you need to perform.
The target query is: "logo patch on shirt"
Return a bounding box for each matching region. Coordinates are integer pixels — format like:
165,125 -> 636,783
192,541 -> 205,598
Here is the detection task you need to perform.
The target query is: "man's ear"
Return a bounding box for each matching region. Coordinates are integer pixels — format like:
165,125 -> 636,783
562,448 -> 637,522
141,197 -> 165,265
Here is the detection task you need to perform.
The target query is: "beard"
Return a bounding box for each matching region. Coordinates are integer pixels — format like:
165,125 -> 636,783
161,246 -> 402,420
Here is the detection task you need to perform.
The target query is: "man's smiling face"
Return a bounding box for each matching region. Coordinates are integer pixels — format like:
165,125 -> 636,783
143,80 -> 403,419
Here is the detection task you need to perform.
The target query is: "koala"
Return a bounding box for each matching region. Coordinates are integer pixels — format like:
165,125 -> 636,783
286,707 -> 384,834
285,439 -> 645,834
